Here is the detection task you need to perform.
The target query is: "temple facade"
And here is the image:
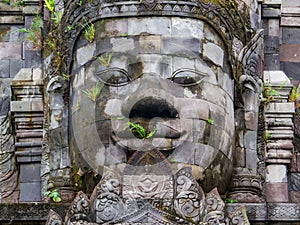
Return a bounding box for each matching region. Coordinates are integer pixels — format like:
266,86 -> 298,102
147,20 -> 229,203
1,0 -> 300,224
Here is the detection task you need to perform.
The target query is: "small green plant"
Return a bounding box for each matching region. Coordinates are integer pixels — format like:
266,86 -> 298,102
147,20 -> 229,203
77,0 -> 83,6
19,14 -> 43,49
262,84 -> 279,102
96,52 -> 113,67
81,83 -> 101,101
45,0 -> 55,12
127,122 -> 157,140
289,86 -> 300,108
44,189 -> 61,202
120,33 -> 128,37
206,118 -> 214,125
67,25 -> 74,31
264,132 -> 271,141
62,73 -> 71,81
13,0 -> 23,6
84,22 -> 95,43
224,198 -> 237,203
51,11 -> 62,24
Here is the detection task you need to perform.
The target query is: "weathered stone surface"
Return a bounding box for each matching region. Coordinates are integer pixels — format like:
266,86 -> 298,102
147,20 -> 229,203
282,27 -> 300,44
264,36 -> 279,54
280,44 -> 300,63
20,163 -> 41,183
266,164 -> 287,182
262,7 -> 281,18
0,15 -> 23,24
268,19 -> 280,36
0,60 -> 9,78
265,183 -> 289,202
263,70 -> 291,84
264,54 -> 280,70
0,42 -> 21,60
128,17 -> 171,36
203,42 -> 224,67
19,182 -> 41,202
281,17 -> 300,27
171,17 -> 204,39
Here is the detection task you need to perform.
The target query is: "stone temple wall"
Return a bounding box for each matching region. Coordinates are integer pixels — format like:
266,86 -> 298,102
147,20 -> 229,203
0,0 -> 300,224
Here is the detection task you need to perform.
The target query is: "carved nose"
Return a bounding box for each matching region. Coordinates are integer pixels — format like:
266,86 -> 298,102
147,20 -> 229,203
129,97 -> 178,119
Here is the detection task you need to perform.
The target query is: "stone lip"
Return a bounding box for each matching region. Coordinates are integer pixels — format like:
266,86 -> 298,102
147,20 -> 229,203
110,116 -> 188,151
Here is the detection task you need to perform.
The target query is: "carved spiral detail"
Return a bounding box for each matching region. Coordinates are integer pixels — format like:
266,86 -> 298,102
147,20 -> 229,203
96,193 -> 124,223
174,191 -> 200,223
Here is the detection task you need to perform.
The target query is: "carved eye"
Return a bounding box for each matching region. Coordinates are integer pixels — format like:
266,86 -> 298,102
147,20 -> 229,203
169,69 -> 206,87
95,68 -> 131,86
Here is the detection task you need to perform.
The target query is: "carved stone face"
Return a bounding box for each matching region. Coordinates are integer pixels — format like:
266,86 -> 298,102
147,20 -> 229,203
70,17 -> 235,193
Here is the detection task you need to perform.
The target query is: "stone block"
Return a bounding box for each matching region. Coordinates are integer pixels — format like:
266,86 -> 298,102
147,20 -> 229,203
244,130 -> 257,150
265,183 -> 289,202
235,147 -> 245,167
263,70 -> 291,84
170,142 -> 195,164
282,27 -> 300,44
11,100 -> 43,112
19,182 -> 41,202
174,98 -> 209,120
203,42 -> 224,67
280,44 -> 300,63
162,37 -> 201,57
171,17 -> 204,39
245,149 -> 258,169
266,140 -> 293,150
281,62 -> 300,82
264,0 -> 282,4
282,0 -> 300,7
137,35 -> 161,53
202,83 -> 226,108
24,50 -> 42,68
244,111 -> 258,131
264,54 -> 280,70
20,163 -> 40,182
76,43 -> 96,67
264,36 -> 279,54
268,19 -> 280,36
111,37 -> 135,53
264,102 -> 294,113
262,7 -> 281,18
0,42 -> 21,60
9,59 -> 23,79
194,143 -> 218,169
290,191 -> 300,203
103,19 -> 128,37
281,17 -> 300,27
128,17 -> 171,36
0,96 -> 10,117
266,164 -> 287,182
0,15 -> 23,24
0,60 -> 10,78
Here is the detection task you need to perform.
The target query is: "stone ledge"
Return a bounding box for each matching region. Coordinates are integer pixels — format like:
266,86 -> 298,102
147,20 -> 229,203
226,203 -> 300,221
0,203 -> 70,221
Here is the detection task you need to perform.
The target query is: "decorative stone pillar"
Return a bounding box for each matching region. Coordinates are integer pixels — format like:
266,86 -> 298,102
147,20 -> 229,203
263,70 -> 294,203
11,68 -> 44,202
44,75 -> 75,203
262,0 -> 281,71
229,30 -> 265,203
0,79 -> 18,203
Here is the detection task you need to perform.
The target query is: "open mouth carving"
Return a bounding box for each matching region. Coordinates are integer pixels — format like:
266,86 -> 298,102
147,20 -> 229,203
111,96 -> 187,151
